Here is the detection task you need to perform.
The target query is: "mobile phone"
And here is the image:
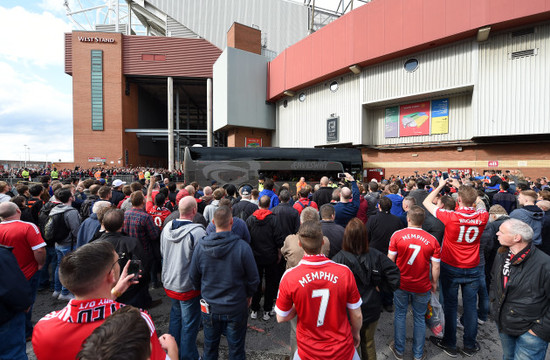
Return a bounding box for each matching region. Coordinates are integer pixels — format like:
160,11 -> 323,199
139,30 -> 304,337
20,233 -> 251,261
338,173 -> 346,179
128,260 -> 141,281
442,172 -> 449,180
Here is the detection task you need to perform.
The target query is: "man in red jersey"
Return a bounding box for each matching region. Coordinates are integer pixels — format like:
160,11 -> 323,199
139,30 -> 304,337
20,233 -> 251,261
275,220 -> 363,360
388,205 -> 441,360
32,240 -> 177,360
423,179 -> 489,358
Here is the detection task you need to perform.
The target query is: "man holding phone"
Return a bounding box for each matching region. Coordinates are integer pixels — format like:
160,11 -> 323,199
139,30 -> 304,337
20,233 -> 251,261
161,196 -> 206,360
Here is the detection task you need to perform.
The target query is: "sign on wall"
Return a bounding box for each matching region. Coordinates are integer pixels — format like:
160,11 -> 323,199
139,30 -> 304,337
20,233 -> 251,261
488,161 -> 499,167
384,107 -> 399,138
399,101 -> 431,137
88,157 -> 106,162
245,137 -> 262,147
327,117 -> 338,142
431,98 -> 449,134
384,98 -> 449,138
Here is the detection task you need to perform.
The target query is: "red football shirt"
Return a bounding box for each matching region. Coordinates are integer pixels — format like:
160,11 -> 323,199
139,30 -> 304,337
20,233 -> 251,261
275,254 -> 362,360
147,201 -> 172,228
0,220 -> 46,279
388,227 -> 441,293
435,207 -> 489,268
32,299 -> 168,360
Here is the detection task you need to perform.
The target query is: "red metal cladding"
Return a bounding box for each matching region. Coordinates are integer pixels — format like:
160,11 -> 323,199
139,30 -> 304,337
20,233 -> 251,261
267,0 -> 550,101
122,35 -> 221,78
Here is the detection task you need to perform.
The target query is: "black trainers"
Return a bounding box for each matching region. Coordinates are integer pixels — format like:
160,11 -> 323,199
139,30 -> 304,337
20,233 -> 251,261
430,336 -> 458,358
460,342 -> 481,357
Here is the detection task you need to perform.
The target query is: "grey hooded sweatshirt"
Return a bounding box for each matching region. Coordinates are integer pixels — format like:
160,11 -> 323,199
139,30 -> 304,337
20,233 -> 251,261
160,219 -> 206,294
49,204 -> 81,248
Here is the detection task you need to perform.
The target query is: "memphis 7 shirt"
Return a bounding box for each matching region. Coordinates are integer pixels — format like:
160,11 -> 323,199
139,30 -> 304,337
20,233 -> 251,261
435,207 -> 489,268
32,299 -> 169,360
388,227 -> 441,293
275,254 -> 362,360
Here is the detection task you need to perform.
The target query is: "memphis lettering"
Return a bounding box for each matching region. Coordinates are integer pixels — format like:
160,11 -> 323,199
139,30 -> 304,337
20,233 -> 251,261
299,271 -> 338,287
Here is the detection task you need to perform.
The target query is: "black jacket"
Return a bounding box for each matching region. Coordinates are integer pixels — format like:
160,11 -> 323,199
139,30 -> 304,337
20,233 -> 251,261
332,248 -> 400,324
232,199 -> 259,222
312,187 -> 334,208
490,245 -> 550,342
271,203 -> 300,240
96,231 -> 152,309
321,220 -> 345,258
111,190 -> 125,207
246,212 -> 283,264
366,212 -> 404,254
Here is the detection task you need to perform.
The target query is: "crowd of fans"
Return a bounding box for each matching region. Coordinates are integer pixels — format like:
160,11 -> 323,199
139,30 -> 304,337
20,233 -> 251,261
0,166 -> 549,360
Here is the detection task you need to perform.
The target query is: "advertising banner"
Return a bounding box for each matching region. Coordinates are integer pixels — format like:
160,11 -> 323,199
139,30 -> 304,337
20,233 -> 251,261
399,101 -> 431,137
384,107 -> 399,138
245,137 -> 262,147
431,98 -> 449,134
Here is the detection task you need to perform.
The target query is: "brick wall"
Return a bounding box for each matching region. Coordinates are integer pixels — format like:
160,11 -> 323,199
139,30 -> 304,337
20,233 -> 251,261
227,127 -> 272,147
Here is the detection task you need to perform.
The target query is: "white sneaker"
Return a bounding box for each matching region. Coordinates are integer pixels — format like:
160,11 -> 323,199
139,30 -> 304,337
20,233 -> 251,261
52,291 -> 60,298
250,311 -> 258,319
262,312 -> 271,321
478,318 -> 486,325
58,293 -> 75,301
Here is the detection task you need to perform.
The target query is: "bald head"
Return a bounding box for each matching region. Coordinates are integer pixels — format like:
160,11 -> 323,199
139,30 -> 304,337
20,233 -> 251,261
0,202 -> 19,221
538,200 -> 550,212
185,185 -> 195,196
320,176 -> 329,186
340,187 -> 352,202
203,186 -> 212,196
178,196 -> 197,220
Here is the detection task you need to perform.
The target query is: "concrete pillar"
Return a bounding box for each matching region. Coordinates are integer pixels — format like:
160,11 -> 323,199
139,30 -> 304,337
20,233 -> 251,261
207,78 -> 213,147
176,90 -> 180,168
167,76 -> 174,171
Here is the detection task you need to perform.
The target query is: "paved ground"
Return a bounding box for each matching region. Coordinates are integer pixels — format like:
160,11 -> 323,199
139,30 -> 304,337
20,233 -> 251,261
27,287 -> 550,360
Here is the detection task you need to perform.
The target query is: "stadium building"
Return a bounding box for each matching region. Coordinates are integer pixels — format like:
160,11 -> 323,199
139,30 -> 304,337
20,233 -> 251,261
65,0 -> 550,177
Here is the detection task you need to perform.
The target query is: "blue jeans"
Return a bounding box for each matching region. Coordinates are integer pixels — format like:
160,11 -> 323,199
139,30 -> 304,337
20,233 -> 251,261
25,271 -> 40,338
477,266 -> 489,322
201,310 -> 248,360
440,262 -> 481,349
168,297 -> 201,360
54,244 -> 73,295
0,312 -> 28,360
393,289 -> 430,359
499,331 -> 549,360
39,246 -> 57,290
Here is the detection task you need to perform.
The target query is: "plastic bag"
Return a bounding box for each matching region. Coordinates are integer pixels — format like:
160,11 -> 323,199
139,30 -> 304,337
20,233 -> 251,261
425,292 -> 445,338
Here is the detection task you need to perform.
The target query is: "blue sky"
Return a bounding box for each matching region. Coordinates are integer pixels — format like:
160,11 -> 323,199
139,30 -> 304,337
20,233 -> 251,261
0,1 -> 73,163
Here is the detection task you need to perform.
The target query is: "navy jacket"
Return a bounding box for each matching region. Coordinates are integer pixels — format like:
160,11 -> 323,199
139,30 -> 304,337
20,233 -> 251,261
190,231 -> 259,315
206,217 -> 251,243
334,181 -> 360,227
0,245 -> 33,325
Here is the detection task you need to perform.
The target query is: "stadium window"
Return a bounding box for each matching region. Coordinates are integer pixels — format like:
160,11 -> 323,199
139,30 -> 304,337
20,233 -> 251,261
91,50 -> 103,131
404,58 -> 419,72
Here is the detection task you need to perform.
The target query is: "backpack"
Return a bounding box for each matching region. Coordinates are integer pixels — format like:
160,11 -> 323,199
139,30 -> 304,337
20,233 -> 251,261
38,202 -> 67,246
43,211 -> 71,246
80,196 -> 99,220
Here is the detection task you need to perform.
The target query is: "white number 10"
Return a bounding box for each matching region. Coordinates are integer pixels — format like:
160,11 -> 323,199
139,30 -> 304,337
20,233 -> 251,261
311,289 -> 330,327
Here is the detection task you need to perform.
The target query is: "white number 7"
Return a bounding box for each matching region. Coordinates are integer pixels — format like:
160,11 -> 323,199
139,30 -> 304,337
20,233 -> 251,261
407,244 -> 421,265
311,289 -> 330,327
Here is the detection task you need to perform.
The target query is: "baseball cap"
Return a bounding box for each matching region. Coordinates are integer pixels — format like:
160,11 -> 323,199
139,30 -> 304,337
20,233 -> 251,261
98,178 -> 106,185
112,179 -> 126,187
240,185 -> 252,195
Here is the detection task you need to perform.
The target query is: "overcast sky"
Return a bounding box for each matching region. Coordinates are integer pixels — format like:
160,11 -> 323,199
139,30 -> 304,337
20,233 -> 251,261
0,0 -> 366,164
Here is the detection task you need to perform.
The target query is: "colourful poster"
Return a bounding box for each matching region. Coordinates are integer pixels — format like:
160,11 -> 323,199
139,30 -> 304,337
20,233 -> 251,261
431,98 -> 449,134
245,137 -> 262,147
384,107 -> 399,138
399,101 -> 431,137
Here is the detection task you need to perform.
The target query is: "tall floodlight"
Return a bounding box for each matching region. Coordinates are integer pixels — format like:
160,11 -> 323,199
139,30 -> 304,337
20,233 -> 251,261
64,0 -> 147,34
